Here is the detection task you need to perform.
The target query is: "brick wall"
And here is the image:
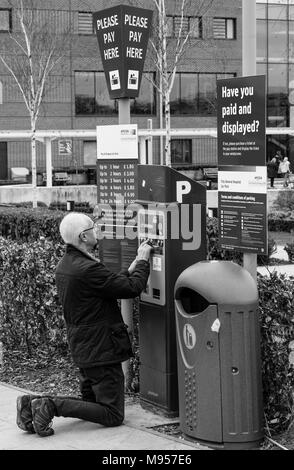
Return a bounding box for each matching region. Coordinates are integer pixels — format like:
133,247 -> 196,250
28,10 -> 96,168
0,0 -> 242,173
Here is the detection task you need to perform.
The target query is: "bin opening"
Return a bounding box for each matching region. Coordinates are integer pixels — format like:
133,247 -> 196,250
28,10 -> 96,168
175,287 -> 210,314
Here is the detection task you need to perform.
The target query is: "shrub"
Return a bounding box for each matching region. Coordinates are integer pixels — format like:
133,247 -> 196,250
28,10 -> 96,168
0,237 -> 67,358
268,210 -> 294,232
206,216 -> 276,266
284,242 -> 294,263
0,206 -> 64,243
48,202 -> 93,213
258,272 -> 294,432
272,191 -> 294,212
0,205 -> 95,243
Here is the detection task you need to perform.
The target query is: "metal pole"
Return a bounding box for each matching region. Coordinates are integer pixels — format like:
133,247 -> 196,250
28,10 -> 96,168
242,0 -> 257,282
139,136 -> 147,164
242,0 -> 256,76
45,137 -> 53,188
158,0 -> 164,165
118,98 -> 133,388
147,118 -> 153,164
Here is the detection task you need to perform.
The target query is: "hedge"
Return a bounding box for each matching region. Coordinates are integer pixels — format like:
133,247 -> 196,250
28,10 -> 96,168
0,203 -> 93,243
0,206 -> 64,243
0,237 -> 67,357
268,210 -> 294,233
0,207 -> 284,258
258,272 -> 294,432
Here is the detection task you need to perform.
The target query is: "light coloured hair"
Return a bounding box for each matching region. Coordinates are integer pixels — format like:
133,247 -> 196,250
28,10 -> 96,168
59,212 -> 93,246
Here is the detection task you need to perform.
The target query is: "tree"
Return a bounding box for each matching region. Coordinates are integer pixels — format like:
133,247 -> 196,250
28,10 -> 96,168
152,0 -> 217,166
0,0 -> 72,207
127,0 -> 216,166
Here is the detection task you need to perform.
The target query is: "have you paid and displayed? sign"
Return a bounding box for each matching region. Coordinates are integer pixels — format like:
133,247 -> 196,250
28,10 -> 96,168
217,75 -> 266,167
93,5 -> 153,99
217,75 -> 267,255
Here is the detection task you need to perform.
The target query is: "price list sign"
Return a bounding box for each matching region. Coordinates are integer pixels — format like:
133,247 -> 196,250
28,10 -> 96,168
96,124 -> 138,236
97,160 -> 137,205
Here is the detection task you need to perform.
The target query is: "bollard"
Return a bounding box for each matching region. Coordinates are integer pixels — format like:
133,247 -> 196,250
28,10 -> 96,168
0,341 -> 3,370
66,200 -> 75,211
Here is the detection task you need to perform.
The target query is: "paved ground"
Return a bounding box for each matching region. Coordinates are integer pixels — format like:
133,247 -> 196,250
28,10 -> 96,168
0,382 -> 209,451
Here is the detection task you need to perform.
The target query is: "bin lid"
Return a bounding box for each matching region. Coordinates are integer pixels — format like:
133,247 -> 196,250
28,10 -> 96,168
174,260 -> 258,305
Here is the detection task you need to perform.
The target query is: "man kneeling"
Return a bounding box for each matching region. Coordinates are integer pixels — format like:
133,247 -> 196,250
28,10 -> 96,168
16,212 -> 151,437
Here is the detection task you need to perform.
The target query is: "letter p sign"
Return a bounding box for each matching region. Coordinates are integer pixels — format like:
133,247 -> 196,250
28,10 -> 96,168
176,181 -> 191,203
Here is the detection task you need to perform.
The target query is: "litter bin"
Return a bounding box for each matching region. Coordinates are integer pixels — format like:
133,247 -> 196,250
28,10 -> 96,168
174,260 -> 264,450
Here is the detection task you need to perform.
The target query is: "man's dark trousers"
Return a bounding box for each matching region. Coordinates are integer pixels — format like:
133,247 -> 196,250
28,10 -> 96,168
52,363 -> 124,427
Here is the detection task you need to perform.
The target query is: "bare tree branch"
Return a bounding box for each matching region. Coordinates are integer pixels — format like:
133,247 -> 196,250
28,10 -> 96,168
0,0 -> 72,207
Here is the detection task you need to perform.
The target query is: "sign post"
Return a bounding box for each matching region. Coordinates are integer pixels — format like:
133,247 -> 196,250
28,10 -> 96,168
94,5 -> 153,387
242,0 -> 258,281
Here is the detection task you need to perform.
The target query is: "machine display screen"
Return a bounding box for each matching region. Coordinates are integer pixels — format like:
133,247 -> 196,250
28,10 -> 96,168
138,210 -> 165,239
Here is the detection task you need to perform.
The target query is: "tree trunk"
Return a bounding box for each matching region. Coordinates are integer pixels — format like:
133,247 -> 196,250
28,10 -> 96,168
31,119 -> 37,209
164,89 -> 171,167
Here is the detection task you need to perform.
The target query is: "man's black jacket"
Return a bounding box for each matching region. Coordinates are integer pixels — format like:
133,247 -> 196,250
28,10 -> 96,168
55,244 -> 150,368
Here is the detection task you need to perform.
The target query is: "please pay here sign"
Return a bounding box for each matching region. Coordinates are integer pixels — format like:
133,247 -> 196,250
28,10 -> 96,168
93,5 -> 153,99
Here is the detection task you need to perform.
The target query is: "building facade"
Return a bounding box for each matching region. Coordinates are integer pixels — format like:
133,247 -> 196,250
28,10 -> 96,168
0,0 -> 291,184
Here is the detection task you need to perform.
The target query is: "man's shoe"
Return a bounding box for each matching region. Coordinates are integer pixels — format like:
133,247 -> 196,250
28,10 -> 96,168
16,395 -> 38,433
31,397 -> 55,437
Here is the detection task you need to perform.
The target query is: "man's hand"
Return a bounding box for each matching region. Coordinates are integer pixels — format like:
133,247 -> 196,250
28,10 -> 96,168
137,240 -> 153,262
128,241 -> 153,273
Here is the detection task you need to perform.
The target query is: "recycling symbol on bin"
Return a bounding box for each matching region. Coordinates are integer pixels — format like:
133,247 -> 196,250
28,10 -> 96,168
183,323 -> 196,350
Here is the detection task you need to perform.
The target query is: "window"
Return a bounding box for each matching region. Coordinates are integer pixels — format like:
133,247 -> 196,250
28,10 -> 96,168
170,73 -> 197,115
268,63 -> 288,127
268,20 -> 287,61
199,74 -> 216,114
75,71 -> 156,115
167,16 -> 202,39
78,12 -> 93,35
75,72 -> 96,114
95,72 -> 117,115
256,4 -> 266,20
268,5 -> 287,21
171,140 -> 192,165
0,8 -> 11,32
257,20 -> 267,61
170,72 -> 235,116
213,18 -> 236,39
130,73 -> 156,114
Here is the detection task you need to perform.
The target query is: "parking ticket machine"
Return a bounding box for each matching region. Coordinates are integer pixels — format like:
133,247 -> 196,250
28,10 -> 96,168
137,164 -> 206,416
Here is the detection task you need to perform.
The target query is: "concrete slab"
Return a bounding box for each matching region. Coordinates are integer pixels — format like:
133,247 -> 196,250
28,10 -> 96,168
0,382 -> 209,451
